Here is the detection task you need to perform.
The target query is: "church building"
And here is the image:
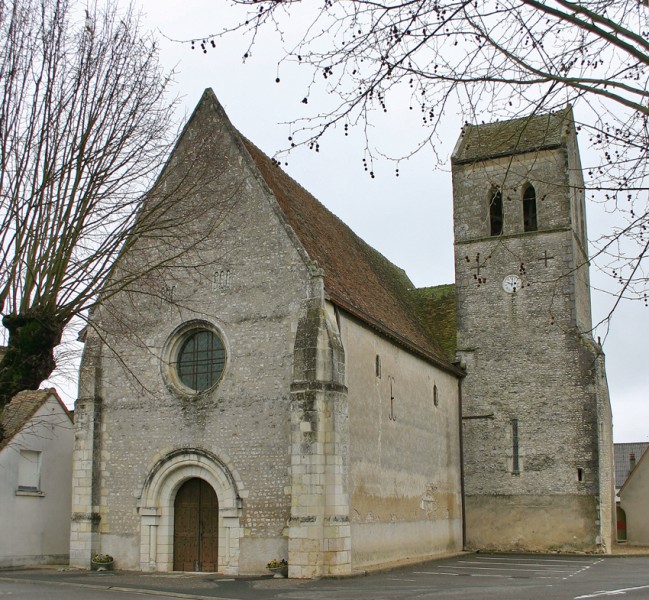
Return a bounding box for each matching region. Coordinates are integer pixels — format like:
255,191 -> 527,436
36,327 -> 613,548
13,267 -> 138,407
70,89 -> 614,577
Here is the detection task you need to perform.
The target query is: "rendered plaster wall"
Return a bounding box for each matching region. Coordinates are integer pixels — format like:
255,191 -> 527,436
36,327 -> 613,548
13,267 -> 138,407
621,455 -> 649,545
453,138 -> 613,552
341,314 -> 463,568
72,92 -> 312,573
0,397 -> 73,567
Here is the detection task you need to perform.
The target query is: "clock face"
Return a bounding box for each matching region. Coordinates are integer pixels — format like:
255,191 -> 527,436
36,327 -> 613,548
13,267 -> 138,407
502,274 -> 522,293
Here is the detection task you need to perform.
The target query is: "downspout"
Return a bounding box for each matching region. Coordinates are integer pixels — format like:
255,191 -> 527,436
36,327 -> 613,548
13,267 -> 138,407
458,377 -> 466,549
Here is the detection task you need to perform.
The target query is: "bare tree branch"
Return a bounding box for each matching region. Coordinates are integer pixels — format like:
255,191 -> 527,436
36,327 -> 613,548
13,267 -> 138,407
0,0 -> 232,423
188,0 -> 648,313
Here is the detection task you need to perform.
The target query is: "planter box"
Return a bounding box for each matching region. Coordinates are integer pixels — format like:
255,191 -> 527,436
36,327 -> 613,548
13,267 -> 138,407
91,560 -> 114,571
268,565 -> 288,578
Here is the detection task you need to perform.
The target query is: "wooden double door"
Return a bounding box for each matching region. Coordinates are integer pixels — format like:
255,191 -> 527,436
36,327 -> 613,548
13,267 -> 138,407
173,478 -> 219,571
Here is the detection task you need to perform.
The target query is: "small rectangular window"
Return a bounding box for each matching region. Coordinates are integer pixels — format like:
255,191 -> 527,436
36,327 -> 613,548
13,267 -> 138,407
512,419 -> 520,473
433,384 -> 439,407
18,450 -> 41,491
577,467 -> 584,482
375,354 -> 381,379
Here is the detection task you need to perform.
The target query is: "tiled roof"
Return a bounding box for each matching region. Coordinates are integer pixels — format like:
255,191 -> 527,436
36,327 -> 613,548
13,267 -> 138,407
412,284 -> 457,361
0,389 -> 68,451
614,442 -> 649,488
619,445 -> 649,495
242,138 -> 459,374
452,107 -> 573,164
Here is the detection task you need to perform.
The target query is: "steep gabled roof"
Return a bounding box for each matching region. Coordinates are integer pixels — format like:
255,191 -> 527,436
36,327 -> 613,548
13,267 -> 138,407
241,138 -> 459,375
615,442 -> 649,488
619,445 -> 649,495
452,107 -> 573,164
0,388 -> 71,451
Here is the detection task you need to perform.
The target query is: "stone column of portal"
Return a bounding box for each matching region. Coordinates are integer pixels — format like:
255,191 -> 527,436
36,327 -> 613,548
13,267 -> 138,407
288,265 -> 351,578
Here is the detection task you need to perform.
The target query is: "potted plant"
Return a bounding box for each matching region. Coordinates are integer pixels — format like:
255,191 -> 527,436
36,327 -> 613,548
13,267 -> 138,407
91,553 -> 114,571
266,558 -> 288,578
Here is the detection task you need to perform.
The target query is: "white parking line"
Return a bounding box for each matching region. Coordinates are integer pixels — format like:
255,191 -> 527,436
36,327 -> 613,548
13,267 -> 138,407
458,560 -> 581,568
414,571 -> 513,579
575,584 -> 649,598
472,556 -> 597,565
450,564 -> 576,573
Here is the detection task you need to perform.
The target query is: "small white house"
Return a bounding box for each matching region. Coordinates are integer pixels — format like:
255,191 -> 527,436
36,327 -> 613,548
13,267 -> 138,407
619,446 -> 649,546
0,389 -> 74,567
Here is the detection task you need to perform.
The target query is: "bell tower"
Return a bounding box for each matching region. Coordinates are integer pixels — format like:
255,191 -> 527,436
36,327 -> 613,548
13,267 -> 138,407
451,108 -> 614,552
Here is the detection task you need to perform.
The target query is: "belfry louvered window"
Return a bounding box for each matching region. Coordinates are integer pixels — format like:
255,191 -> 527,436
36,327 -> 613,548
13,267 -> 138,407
523,184 -> 538,232
489,188 -> 503,236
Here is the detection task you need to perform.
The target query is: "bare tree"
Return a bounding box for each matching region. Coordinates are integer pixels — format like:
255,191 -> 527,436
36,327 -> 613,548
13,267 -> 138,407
200,0 -> 648,312
0,0 -> 184,421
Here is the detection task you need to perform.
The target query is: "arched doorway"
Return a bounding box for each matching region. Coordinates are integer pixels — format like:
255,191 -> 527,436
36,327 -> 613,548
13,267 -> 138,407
173,478 -> 219,571
138,448 -> 244,573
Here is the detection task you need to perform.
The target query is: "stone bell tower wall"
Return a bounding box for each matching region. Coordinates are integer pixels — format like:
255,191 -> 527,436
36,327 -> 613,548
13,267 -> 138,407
451,112 -> 613,552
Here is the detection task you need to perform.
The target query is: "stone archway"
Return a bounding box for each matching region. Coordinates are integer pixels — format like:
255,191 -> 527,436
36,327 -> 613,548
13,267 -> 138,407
137,448 -> 245,574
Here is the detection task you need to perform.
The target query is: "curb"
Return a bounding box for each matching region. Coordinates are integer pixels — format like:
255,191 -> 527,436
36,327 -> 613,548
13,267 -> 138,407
0,575 -> 234,600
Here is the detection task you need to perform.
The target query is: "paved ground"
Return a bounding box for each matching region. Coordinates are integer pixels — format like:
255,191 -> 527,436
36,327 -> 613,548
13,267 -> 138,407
2,549 -> 649,600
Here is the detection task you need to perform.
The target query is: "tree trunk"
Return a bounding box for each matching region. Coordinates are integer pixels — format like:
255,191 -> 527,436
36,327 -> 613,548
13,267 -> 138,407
0,311 -> 64,440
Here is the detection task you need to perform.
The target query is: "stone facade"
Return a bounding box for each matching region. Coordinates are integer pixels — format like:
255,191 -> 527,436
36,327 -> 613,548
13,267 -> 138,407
70,89 -> 464,577
72,94 -> 614,577
452,109 -> 615,552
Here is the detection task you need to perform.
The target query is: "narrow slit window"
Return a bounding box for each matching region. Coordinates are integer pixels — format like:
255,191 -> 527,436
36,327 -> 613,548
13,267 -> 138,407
512,419 -> 520,473
433,384 -> 439,407
489,188 -> 503,236
375,354 -> 381,379
523,184 -> 538,232
577,467 -> 584,482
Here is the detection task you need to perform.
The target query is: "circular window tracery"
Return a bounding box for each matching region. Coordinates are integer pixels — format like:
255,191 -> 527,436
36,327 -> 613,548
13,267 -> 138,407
176,330 -> 226,392
162,321 -> 227,395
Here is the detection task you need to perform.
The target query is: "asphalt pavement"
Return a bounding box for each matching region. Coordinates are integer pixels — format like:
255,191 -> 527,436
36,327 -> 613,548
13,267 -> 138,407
1,548 -> 649,600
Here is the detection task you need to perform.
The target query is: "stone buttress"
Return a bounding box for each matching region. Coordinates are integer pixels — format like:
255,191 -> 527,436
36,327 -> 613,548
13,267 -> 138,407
288,264 -> 351,578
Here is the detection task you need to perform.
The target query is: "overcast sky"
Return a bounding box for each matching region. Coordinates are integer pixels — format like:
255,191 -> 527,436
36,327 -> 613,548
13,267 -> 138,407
77,0 -> 645,442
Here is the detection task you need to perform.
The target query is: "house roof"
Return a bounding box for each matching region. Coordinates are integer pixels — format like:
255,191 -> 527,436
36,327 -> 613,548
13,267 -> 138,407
0,388 -> 71,451
242,136 -> 460,375
614,442 -> 649,489
619,445 -> 649,495
452,107 -> 573,164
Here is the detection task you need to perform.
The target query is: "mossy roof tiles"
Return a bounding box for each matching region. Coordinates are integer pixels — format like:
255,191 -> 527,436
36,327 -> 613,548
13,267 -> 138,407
411,284 -> 457,361
453,107 -> 572,164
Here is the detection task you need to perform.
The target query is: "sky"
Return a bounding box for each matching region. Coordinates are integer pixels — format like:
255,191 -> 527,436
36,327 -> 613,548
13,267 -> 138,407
53,0 -> 646,442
